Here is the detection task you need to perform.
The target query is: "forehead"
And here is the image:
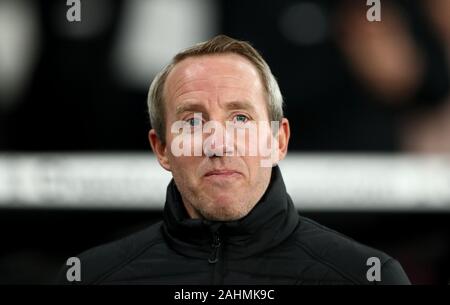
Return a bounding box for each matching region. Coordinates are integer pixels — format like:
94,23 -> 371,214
163,53 -> 265,106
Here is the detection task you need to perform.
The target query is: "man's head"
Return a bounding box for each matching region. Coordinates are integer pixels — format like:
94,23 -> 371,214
147,35 -> 290,221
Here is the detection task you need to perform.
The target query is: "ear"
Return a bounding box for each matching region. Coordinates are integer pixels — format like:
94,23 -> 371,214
276,118 -> 290,162
148,129 -> 171,172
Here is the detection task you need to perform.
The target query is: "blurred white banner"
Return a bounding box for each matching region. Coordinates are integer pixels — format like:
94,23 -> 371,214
0,153 -> 449,211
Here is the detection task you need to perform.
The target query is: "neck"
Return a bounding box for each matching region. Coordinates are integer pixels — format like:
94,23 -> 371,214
181,196 -> 203,219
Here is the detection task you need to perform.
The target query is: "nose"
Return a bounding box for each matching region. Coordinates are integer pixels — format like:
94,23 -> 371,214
203,121 -> 234,157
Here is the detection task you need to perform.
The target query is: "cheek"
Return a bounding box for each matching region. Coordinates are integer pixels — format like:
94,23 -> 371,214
168,154 -> 203,182
168,154 -> 197,171
241,156 -> 263,177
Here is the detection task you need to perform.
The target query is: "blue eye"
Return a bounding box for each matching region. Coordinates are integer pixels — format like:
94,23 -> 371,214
187,117 -> 202,126
233,114 -> 249,124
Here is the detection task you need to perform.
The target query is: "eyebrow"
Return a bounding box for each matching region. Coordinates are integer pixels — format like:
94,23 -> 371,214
225,101 -> 257,114
175,102 -> 207,116
175,100 -> 257,117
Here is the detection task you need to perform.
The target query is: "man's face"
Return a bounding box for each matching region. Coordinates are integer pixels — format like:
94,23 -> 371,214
149,53 -> 289,221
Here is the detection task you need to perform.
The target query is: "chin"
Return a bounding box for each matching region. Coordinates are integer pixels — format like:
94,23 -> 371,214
204,209 -> 247,222
202,200 -> 251,221
209,194 -> 236,207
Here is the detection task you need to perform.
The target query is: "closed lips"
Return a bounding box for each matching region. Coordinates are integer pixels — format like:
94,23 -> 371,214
205,170 -> 240,176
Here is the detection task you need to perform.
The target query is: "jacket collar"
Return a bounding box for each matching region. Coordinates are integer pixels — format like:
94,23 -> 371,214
162,165 -> 299,259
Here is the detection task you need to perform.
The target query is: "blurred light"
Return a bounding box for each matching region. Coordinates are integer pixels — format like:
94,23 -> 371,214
111,0 -> 218,89
279,2 -> 327,46
52,0 -> 113,38
0,153 -> 450,211
0,153 -> 172,209
0,0 -> 40,107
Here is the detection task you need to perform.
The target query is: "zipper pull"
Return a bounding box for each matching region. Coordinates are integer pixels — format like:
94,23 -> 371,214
208,232 -> 221,264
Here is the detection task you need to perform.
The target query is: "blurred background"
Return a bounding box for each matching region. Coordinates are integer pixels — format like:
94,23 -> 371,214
0,0 -> 449,284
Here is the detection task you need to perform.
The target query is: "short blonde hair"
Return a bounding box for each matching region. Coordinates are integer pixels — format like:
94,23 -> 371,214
147,34 -> 284,143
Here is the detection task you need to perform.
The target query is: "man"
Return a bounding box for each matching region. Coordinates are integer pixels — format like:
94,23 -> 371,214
59,35 -> 410,284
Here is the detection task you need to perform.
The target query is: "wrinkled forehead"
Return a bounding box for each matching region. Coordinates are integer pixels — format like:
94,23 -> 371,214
163,53 -> 265,106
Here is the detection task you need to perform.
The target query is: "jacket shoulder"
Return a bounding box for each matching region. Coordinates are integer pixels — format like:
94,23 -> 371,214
293,216 -> 410,284
56,221 -> 165,284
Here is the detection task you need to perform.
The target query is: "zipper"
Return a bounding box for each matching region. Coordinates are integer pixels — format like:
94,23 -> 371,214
208,231 -> 221,263
208,230 -> 223,284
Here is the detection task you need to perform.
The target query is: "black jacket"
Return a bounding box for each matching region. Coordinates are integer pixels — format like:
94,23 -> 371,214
59,166 -> 410,285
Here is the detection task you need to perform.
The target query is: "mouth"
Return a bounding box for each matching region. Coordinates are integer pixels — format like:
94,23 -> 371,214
204,169 -> 242,178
